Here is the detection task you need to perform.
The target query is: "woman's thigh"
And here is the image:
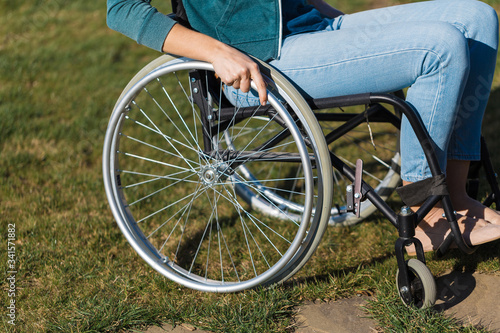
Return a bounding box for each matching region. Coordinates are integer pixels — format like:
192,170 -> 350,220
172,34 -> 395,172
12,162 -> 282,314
339,0 -> 496,46
270,19 -> 468,100
270,0 -> 494,99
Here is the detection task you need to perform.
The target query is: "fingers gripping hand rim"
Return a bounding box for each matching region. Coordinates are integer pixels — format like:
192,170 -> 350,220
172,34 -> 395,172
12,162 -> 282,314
215,57 -> 268,106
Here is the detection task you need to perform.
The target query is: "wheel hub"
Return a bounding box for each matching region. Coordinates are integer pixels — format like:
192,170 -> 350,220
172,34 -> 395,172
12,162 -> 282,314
200,167 -> 217,186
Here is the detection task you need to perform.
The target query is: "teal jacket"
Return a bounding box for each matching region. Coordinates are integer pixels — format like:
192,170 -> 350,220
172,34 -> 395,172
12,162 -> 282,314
107,0 -> 325,61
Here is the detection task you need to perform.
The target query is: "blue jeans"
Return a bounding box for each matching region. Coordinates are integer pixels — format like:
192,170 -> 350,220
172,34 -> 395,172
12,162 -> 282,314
228,0 -> 498,182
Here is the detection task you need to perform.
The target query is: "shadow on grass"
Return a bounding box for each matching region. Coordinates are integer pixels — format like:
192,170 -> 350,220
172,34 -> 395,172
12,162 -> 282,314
174,213 -> 239,269
283,249 -> 396,289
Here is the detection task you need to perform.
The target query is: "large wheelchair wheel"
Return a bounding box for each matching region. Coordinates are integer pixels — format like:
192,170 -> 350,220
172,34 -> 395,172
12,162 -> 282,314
103,56 -> 333,292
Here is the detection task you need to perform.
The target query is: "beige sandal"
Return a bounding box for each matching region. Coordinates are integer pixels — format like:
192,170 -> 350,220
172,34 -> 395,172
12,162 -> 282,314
406,213 -> 500,256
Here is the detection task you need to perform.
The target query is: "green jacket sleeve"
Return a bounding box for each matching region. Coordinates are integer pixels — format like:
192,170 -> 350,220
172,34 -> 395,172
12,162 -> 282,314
106,0 -> 176,52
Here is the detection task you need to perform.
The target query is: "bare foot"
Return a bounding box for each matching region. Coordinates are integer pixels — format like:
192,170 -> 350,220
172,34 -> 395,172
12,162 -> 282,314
451,195 -> 500,225
406,206 -> 500,256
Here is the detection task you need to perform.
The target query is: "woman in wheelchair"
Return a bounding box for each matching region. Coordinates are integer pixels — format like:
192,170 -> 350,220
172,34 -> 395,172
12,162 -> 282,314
107,0 -> 500,253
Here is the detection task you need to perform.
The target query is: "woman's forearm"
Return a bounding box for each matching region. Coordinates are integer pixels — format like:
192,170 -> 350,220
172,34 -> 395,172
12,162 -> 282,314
162,24 -> 268,105
107,0 -> 267,104
161,24 -> 227,63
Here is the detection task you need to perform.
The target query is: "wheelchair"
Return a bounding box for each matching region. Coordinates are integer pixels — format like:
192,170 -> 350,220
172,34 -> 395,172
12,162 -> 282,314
103,54 -> 500,308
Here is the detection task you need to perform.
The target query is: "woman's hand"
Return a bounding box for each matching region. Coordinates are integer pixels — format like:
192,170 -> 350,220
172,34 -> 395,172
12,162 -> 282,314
162,24 -> 268,105
210,43 -> 268,105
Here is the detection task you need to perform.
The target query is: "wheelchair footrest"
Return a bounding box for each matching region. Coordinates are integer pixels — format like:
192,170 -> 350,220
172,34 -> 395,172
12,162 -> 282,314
344,159 -> 364,217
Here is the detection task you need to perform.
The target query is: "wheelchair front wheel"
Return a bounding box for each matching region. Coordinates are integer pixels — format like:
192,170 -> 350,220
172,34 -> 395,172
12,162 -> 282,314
396,259 -> 436,309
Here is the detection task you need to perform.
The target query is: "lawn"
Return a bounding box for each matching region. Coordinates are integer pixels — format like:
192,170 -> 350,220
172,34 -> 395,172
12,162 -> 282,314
1,0 -> 500,332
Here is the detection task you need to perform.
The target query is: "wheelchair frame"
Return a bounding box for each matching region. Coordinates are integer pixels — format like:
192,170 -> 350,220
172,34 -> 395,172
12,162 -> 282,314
103,55 -> 500,308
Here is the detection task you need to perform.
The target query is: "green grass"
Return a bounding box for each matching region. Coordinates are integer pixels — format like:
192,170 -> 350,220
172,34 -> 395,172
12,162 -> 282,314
1,0 -> 500,332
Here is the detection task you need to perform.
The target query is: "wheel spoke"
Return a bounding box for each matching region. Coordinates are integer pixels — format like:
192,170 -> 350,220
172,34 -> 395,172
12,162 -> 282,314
122,133 -> 199,166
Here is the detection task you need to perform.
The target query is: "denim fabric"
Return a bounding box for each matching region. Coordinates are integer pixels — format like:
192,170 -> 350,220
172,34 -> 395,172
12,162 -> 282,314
228,0 -> 498,182
283,5 -> 328,37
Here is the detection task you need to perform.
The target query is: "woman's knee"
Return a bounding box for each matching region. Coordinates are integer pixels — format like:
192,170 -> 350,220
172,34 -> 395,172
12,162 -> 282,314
459,0 -> 498,25
418,22 -> 469,74
451,0 -> 498,46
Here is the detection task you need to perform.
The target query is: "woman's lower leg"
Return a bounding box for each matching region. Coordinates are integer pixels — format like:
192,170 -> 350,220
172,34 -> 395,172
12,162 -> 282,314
445,160 -> 500,225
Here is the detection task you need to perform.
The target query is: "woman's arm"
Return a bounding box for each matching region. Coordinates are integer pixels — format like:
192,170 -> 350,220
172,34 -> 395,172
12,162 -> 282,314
107,0 -> 176,52
162,24 -> 267,105
308,0 -> 344,18
107,0 -> 267,105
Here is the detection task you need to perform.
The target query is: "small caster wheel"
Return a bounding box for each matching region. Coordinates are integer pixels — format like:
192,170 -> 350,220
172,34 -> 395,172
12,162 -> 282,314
396,258 -> 436,309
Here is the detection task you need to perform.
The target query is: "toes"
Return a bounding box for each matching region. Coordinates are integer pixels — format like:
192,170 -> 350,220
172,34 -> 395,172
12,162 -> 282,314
456,214 -> 489,228
464,222 -> 500,246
